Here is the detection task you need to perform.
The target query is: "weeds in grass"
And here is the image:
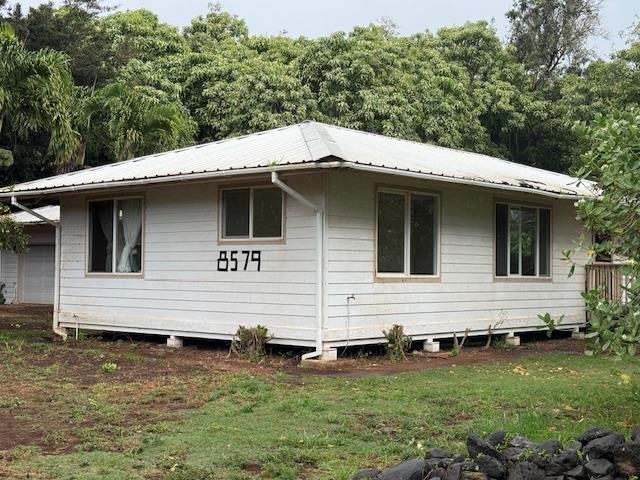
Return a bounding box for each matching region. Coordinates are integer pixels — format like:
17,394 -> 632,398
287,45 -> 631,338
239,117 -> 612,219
537,313 -> 565,337
229,325 -> 271,362
100,362 -> 118,373
0,397 -> 25,409
383,324 -> 412,362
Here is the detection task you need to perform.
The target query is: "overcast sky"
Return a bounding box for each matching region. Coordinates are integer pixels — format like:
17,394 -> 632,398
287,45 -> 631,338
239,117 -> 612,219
15,0 -> 640,58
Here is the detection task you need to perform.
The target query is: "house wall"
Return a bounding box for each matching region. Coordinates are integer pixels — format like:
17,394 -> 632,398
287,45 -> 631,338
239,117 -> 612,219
325,170 -> 588,345
1,250 -> 18,303
56,173 -> 324,346
1,224 -> 55,304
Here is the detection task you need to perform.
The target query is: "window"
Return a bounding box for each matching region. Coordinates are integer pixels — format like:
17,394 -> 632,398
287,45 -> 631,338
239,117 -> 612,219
495,203 -> 550,277
221,186 -> 283,239
377,189 -> 438,276
88,198 -> 143,274
594,232 -> 613,263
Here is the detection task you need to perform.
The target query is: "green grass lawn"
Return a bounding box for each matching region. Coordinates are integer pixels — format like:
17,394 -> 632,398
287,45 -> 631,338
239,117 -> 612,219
2,345 -> 639,480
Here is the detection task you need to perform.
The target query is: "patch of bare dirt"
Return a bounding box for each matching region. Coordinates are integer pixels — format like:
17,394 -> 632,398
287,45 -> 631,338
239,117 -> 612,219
0,305 -> 587,455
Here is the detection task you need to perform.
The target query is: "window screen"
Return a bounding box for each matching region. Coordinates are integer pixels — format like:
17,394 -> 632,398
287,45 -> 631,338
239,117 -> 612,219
410,194 -> 436,275
89,200 -> 114,273
253,188 -> 282,238
223,189 -> 250,238
377,192 -> 405,273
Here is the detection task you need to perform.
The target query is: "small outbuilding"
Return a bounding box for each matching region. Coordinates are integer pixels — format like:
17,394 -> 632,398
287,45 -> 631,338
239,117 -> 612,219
0,122 -> 594,358
1,205 -> 59,304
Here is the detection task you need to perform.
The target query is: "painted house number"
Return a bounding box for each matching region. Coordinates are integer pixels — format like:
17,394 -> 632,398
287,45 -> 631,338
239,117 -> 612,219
217,250 -> 261,272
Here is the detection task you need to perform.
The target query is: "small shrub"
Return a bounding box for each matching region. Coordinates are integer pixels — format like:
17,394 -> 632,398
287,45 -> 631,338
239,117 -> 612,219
537,312 -> 564,337
382,324 -> 412,362
230,325 -> 271,362
100,362 -> 118,373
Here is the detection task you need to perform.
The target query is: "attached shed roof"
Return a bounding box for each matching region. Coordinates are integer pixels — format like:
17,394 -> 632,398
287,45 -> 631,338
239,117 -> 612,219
10,205 -> 59,224
0,122 -> 594,199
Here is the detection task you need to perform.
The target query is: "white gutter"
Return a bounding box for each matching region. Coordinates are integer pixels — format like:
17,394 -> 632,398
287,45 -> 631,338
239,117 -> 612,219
0,162 -> 344,199
10,197 -> 66,340
344,163 -> 593,200
271,171 -> 325,361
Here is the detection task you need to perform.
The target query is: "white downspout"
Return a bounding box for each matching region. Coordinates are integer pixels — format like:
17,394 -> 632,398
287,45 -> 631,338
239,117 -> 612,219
271,172 -> 325,360
11,196 -> 66,340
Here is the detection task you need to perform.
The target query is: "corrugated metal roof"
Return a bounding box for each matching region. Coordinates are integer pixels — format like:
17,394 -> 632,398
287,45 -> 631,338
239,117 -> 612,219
0,121 -> 595,199
10,205 -> 59,224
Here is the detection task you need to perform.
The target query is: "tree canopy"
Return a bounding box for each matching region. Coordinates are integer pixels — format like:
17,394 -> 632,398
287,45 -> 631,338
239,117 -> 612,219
0,0 -> 637,184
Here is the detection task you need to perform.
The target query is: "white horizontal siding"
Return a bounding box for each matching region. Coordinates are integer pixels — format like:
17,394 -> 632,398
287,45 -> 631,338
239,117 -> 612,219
325,171 -> 588,345
58,174 -> 322,345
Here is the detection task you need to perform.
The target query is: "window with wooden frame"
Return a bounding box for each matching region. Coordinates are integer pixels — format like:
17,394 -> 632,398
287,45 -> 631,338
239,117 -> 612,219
88,197 -> 144,274
376,188 -> 439,277
220,186 -> 283,240
495,202 -> 551,278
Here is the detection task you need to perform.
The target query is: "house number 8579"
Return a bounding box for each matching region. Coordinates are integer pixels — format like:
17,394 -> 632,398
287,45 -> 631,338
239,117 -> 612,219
217,250 -> 261,272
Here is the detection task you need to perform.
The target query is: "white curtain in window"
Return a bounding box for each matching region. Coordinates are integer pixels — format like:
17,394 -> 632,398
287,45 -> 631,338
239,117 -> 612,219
98,207 -> 113,271
116,199 -> 142,272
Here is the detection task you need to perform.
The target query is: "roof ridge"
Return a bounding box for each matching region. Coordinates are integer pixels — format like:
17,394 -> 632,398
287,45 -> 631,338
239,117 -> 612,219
309,121 -> 579,181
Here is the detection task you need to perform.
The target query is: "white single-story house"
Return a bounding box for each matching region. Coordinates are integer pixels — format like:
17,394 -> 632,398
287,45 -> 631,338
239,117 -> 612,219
0,122 -> 594,359
0,205 -> 59,304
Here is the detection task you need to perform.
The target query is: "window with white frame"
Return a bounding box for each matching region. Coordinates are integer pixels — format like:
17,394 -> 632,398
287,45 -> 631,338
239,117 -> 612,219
221,186 -> 283,239
377,189 -> 438,276
88,198 -> 143,273
495,203 -> 551,277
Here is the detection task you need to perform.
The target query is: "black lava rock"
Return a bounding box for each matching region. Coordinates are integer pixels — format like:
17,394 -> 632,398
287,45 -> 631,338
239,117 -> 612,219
577,428 -> 616,446
486,431 -> 508,448
631,425 -> 640,444
566,441 -> 583,452
430,467 -> 448,479
507,462 -> 545,480
378,459 -> 427,480
446,462 -> 465,480
564,465 -> 586,479
509,437 -> 537,449
544,463 -> 565,476
503,448 -> 524,462
477,455 -> 507,478
427,448 -> 456,459
550,449 -> 579,470
584,459 -> 614,478
584,434 -> 625,460
537,440 -> 563,456
352,468 -> 382,480
468,435 -> 507,464
613,442 -> 640,476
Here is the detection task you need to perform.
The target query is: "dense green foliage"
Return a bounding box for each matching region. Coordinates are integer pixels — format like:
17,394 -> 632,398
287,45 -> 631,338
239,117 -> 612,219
574,108 -> 640,357
0,0 -> 638,184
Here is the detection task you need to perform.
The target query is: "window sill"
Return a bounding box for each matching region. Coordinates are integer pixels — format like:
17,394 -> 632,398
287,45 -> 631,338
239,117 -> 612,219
218,238 -> 285,245
85,272 -> 144,278
375,275 -> 441,283
493,276 -> 552,283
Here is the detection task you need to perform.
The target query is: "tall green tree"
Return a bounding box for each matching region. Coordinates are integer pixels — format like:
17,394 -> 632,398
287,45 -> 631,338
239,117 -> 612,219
5,0 -> 113,86
77,82 -> 194,162
507,0 -> 602,89
0,25 -> 79,170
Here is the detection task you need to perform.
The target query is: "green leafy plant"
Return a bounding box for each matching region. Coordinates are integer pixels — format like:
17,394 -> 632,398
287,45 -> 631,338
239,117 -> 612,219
537,313 -> 565,338
100,362 -> 118,373
382,324 -> 412,362
229,325 -> 271,362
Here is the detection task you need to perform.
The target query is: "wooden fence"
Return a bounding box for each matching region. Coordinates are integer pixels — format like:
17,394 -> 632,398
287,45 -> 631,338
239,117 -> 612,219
585,263 -> 630,303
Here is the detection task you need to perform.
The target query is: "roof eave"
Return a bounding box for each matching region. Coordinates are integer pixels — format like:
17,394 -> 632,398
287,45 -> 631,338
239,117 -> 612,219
1,159 -> 593,201
343,163 -> 593,200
